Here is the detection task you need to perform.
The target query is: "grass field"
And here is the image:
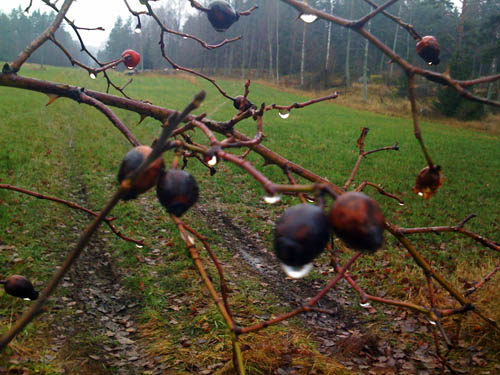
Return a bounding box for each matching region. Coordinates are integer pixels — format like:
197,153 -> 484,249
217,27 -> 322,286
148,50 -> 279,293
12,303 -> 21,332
0,64 -> 499,374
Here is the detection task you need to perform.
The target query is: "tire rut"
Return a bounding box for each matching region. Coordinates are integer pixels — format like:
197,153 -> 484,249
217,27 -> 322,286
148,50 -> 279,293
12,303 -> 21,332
50,139 -> 157,375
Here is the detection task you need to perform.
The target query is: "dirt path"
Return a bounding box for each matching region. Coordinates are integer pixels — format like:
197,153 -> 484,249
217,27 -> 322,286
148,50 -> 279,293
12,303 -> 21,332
194,204 -> 454,375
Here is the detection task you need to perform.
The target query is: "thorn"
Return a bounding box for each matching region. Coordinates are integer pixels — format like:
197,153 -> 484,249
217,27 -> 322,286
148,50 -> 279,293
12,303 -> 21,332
46,94 -> 60,106
444,65 -> 451,78
137,114 -> 148,126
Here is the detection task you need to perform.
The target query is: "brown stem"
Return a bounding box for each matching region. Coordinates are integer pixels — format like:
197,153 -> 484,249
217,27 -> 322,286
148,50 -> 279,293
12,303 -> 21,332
182,223 -> 233,318
465,264 -> 500,296
408,73 -> 434,167
396,215 -> 500,252
78,92 -> 140,147
361,0 -> 421,40
266,92 -> 338,112
237,252 -> 362,334
0,188 -> 123,350
352,0 -> 399,28
9,0 -> 74,72
355,181 -> 404,205
159,31 -> 234,100
0,184 -> 143,245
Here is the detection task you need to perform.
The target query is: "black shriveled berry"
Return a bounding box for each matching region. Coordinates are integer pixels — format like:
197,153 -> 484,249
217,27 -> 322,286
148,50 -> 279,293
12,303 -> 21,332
233,96 -> 256,112
416,36 -> 440,66
207,1 -> 240,32
156,169 -> 199,217
117,146 -> 165,201
328,192 -> 385,253
3,275 -> 39,300
274,204 -> 330,267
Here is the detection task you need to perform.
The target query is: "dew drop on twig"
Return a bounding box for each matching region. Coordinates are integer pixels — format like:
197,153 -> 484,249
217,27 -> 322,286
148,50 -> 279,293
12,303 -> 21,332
180,232 -> 195,246
127,66 -> 135,70
418,192 -> 424,197
300,14 -> 318,23
89,72 -> 97,79
183,36 -> 188,40
360,302 -> 372,308
207,156 -> 218,166
399,202 -> 405,206
136,244 -> 143,249
278,110 -> 290,119
281,263 -> 313,279
135,26 -> 142,34
263,195 -> 281,204
428,320 -> 437,325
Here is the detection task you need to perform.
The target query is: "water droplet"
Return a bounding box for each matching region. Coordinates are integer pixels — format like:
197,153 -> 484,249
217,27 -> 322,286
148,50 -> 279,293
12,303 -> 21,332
183,36 -> 188,40
360,302 -> 372,308
127,66 -> 135,70
180,232 -> 195,246
281,263 -> 313,279
428,61 -> 433,65
263,195 -> 281,204
175,68 -> 180,71
89,72 -> 96,79
136,244 -> 143,249
24,298 -> 31,301
300,14 -> 318,23
399,202 -> 405,206
306,197 -> 315,203
207,156 -> 217,166
278,110 -> 290,119
428,320 -> 437,325
418,192 -> 424,197
135,26 -> 142,34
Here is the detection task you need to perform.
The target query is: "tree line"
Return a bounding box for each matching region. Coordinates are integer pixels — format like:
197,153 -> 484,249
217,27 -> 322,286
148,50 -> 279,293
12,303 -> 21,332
1,1 -> 498,117
99,0 -> 499,88
0,7 -> 90,67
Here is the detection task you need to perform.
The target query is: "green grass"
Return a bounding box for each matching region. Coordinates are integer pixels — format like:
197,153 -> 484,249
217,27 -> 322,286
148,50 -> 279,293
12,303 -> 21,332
0,64 -> 499,373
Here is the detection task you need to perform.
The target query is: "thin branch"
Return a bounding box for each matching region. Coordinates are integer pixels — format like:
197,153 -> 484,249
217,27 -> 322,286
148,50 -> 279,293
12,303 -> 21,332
0,184 -> 143,245
355,181 -> 404,205
361,0 -> 421,40
237,252 -> 362,334
9,0 -> 74,72
78,92 -> 140,147
265,92 -> 338,113
396,215 -> 500,252
352,0 -> 399,28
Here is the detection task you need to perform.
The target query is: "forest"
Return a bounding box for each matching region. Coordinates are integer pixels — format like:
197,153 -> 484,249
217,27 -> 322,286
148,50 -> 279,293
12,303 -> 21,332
2,1 -> 499,90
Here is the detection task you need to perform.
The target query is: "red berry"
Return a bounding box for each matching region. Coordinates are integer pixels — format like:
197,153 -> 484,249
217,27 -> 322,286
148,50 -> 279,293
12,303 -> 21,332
274,204 -> 330,267
416,36 -> 440,66
117,146 -> 165,200
328,192 -> 385,253
121,49 -> 141,69
207,1 -> 240,32
156,169 -> 199,217
3,275 -> 39,300
412,165 -> 444,199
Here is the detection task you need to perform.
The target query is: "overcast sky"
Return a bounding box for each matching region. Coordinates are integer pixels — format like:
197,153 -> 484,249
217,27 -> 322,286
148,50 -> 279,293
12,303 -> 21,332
1,0 -> 464,49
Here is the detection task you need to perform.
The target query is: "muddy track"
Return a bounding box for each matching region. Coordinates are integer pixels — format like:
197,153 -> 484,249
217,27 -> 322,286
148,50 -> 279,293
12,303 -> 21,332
194,203 -> 449,375
195,206 -> 366,348
49,139 -> 161,375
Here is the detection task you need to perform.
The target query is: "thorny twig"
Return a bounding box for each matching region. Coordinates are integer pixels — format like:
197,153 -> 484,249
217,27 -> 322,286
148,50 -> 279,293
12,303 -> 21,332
0,184 -> 143,245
